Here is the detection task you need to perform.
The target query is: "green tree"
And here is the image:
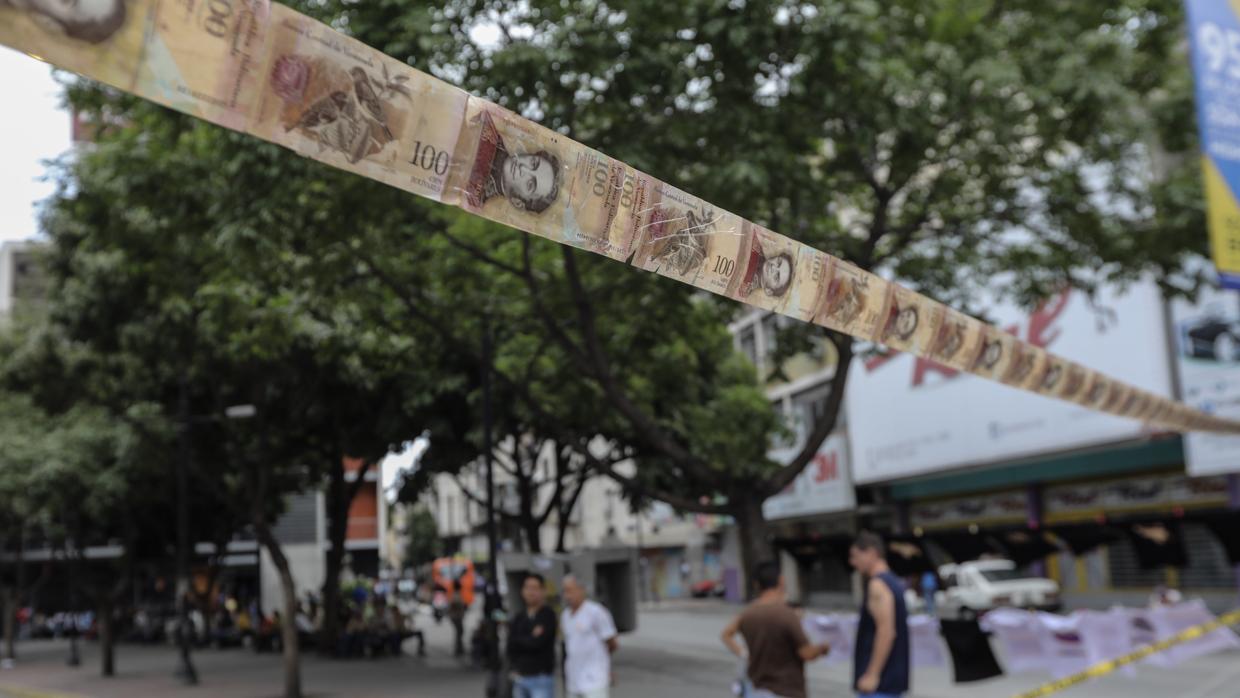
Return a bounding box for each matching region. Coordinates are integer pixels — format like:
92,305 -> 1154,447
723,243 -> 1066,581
324,0 -> 1210,575
0,384 -> 162,677
404,506 -> 442,569
0,390 -> 45,665
33,1 -> 1210,631
33,76 -> 478,695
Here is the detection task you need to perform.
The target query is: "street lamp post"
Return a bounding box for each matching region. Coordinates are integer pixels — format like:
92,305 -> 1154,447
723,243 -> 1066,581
172,378 -> 256,687
174,376 -> 197,685
481,321 -> 504,697
66,545 -> 80,667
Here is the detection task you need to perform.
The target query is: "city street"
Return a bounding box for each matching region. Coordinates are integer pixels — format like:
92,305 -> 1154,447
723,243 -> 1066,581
4,4 -> 1240,698
1,602 -> 1238,698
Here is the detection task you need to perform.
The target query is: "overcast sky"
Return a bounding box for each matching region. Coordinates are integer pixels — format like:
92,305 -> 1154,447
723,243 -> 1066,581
0,46 -> 70,246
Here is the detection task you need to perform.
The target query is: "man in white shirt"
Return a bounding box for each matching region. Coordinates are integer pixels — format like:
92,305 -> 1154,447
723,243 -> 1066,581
561,575 -> 618,698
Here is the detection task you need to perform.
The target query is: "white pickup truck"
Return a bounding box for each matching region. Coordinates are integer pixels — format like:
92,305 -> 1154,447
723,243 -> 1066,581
930,559 -> 1060,620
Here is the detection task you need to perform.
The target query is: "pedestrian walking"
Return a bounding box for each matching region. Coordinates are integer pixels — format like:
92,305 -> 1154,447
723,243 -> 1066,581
447,585 -> 467,657
720,561 -> 830,698
919,571 -> 937,617
561,575 -> 618,698
508,573 -> 558,698
849,532 -> 910,698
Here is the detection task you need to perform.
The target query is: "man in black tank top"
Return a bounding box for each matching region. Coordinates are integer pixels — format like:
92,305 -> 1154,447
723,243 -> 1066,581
849,532 -> 910,697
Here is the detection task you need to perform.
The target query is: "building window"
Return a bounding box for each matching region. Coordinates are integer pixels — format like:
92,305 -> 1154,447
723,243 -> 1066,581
739,326 -> 757,367
771,401 -> 798,450
762,314 -> 780,365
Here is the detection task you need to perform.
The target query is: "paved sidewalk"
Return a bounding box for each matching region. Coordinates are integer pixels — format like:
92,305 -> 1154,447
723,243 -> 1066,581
1,602 -> 1238,697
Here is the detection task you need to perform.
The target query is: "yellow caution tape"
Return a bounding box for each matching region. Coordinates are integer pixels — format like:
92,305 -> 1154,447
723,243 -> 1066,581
1010,608 -> 1240,698
0,685 -> 87,698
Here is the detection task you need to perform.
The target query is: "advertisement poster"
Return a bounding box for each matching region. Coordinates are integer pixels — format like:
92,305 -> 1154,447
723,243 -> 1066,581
1170,274 -> 1240,475
847,282 -> 1174,484
764,433 -> 855,520
1187,0 -> 1240,288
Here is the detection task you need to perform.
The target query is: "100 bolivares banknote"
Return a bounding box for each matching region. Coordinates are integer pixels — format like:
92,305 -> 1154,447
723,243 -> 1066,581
250,4 -> 467,201
0,0 -> 1222,434
0,0 -> 270,131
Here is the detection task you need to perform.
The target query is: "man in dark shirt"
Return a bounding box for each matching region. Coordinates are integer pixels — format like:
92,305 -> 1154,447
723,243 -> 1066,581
507,573 -> 558,698
721,561 -> 830,698
849,532 -> 911,698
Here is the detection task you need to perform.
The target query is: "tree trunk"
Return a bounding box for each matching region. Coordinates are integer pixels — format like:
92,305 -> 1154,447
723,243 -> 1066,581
733,492 -> 774,600
257,523 -> 301,698
192,557 -> 222,641
278,572 -> 300,698
521,516 -> 543,554
518,475 -> 542,554
320,459 -> 371,653
99,597 -> 115,677
555,470 -> 589,554
4,527 -> 24,662
320,463 -> 347,654
2,587 -> 15,662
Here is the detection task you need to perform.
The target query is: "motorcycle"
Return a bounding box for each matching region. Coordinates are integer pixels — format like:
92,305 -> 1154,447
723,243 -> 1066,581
431,589 -> 448,624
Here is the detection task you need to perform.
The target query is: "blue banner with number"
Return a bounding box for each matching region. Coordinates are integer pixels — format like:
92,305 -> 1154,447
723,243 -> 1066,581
1187,0 -> 1240,290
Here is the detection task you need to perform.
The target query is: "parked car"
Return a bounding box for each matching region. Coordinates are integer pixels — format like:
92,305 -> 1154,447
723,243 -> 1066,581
935,559 -> 1060,620
689,579 -> 725,598
1181,314 -> 1240,362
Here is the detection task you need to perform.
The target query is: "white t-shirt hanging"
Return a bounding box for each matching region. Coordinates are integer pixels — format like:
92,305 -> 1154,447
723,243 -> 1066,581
909,614 -> 947,667
1147,600 -> 1240,666
982,608 -> 1048,674
562,599 -> 618,694
1035,612 -> 1091,678
802,613 -> 853,666
1076,609 -> 1137,677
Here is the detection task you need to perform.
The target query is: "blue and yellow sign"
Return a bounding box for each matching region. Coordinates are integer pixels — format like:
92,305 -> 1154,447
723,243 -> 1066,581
1188,0 -> 1240,289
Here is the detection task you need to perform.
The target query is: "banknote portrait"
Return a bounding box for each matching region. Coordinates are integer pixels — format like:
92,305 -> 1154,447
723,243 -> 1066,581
445,100 -> 572,233
1128,392 -> 1159,421
735,240 -> 794,300
456,101 -> 567,219
2,0 -> 127,44
1101,382 -> 1129,413
725,223 -> 825,319
878,284 -> 943,353
970,326 -> 1021,381
1084,376 -> 1109,407
928,309 -> 985,372
1036,356 -> 1068,395
1000,342 -> 1039,386
892,306 -> 918,339
1060,363 -> 1087,401
462,109 -> 563,214
1117,389 -> 1144,418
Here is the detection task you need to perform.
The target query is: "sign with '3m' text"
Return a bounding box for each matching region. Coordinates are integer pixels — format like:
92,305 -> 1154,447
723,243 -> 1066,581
764,433 -> 854,520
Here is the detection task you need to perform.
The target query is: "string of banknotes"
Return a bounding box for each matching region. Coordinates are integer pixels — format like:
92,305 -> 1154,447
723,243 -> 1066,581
2,0 -> 1235,434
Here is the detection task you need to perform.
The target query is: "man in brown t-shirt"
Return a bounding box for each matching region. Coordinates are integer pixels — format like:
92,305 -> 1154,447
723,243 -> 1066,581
721,561 -> 831,698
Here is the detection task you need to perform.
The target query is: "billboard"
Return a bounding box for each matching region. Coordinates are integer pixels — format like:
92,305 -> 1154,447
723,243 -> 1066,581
763,433 -> 855,520
1187,0 -> 1240,289
847,282 -> 1174,484
1170,275 -> 1240,475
